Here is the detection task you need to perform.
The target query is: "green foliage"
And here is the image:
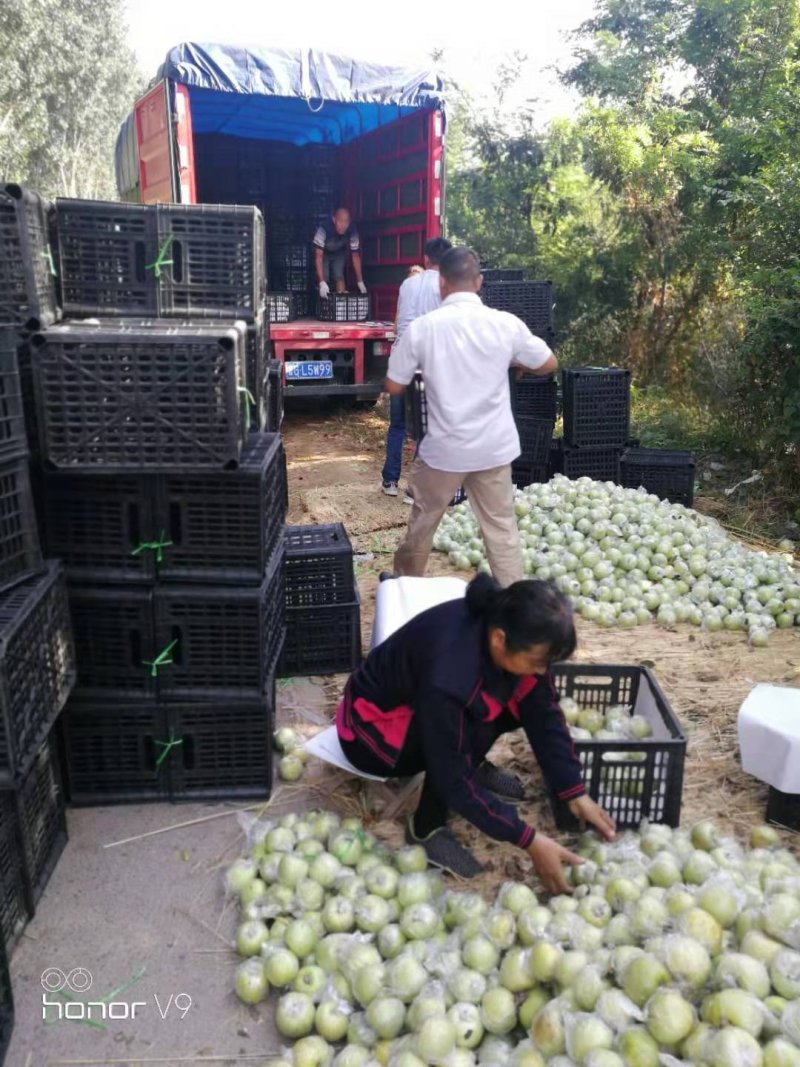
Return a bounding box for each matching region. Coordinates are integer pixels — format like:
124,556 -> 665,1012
446,0 -> 800,490
0,0 -> 142,197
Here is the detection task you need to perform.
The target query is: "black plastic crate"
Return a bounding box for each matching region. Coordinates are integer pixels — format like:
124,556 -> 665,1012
154,554 -> 285,701
561,444 -> 622,483
247,314 -> 267,430
0,332 -> 28,464
106,455 -> 241,587
512,462 -> 549,489
0,563 -> 75,784
32,324 -> 244,471
481,280 -> 554,334
268,212 -> 296,245
0,459 -> 44,595
274,267 -> 311,293
316,294 -> 370,322
620,448 -> 695,508
406,373 -> 427,442
167,693 -> 274,800
14,341 -> 39,461
549,439 -> 564,476
482,268 -> 525,283
60,699 -> 170,806
267,360 -> 284,432
510,373 -> 558,421
0,792 -> 27,950
71,315 -> 264,434
69,586 -> 155,700
16,732 -> 67,910
62,694 -> 275,806
562,367 -> 631,447
550,664 -> 686,830
278,244 -> 309,270
158,433 -> 286,584
766,787 -> 800,831
517,417 -> 554,468
267,293 -> 296,324
43,472 -> 153,584
292,290 -> 311,318
55,198 -> 158,317
0,933 -> 12,1058
156,203 -> 265,321
0,184 -> 58,331
264,545 -> 286,677
280,594 -> 362,678
285,524 -> 355,608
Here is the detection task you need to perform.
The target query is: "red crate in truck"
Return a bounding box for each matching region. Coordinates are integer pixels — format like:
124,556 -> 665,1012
115,44 -> 445,402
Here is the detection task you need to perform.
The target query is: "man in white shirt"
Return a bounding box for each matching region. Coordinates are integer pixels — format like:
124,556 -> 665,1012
381,237 -> 452,498
386,247 -> 557,586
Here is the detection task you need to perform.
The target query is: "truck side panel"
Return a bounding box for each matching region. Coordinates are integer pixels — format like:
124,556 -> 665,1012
135,81 -> 176,204
341,110 -> 443,322
172,85 -> 197,205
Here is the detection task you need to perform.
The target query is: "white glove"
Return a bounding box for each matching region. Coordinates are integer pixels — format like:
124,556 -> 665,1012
318,281 -> 330,299
357,281 -> 368,295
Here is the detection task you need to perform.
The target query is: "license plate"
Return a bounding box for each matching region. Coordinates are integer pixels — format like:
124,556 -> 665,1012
285,360 -> 334,380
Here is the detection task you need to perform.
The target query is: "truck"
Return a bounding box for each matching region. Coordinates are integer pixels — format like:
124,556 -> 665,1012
115,43 -> 446,404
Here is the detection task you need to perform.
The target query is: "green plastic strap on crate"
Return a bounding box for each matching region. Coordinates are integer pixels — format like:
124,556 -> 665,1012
131,531 -> 173,564
41,247 -> 57,277
146,234 -> 175,278
238,385 -> 255,426
155,730 -> 183,768
143,638 -> 178,678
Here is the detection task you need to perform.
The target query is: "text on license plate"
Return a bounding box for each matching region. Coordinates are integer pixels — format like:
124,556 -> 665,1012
285,360 -> 334,380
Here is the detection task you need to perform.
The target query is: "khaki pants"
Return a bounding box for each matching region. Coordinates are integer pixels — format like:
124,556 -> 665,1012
394,457 -> 524,587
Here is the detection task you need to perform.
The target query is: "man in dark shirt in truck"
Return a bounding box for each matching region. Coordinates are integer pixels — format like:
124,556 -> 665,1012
313,207 -> 368,299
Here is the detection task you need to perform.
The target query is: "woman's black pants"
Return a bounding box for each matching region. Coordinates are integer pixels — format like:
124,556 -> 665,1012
339,714 -> 510,838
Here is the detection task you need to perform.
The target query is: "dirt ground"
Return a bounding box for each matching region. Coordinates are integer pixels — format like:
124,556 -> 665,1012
6,400 -> 799,1066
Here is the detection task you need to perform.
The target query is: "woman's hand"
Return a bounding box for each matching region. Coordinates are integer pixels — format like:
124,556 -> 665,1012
527,833 -> 584,896
568,795 -> 616,841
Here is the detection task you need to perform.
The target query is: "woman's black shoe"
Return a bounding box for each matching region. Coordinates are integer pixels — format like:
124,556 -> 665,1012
405,816 -> 484,878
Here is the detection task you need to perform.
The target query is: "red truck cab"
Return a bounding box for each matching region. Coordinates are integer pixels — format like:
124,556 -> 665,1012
115,44 -> 445,403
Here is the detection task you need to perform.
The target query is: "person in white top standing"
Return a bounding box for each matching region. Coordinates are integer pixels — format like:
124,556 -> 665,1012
381,237 -> 452,498
386,247 -> 558,587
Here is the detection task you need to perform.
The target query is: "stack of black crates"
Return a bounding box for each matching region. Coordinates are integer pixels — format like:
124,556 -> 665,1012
0,184 -> 79,985
279,525 -> 362,678
480,273 -> 558,487
555,367 -> 632,484
25,195 -> 287,807
510,373 -> 557,489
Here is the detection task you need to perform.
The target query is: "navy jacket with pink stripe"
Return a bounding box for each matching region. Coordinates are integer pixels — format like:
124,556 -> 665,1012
337,597 -> 585,848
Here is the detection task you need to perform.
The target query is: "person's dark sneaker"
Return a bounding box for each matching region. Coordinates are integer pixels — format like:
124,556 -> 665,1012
379,571 -> 396,583
475,760 -> 526,803
382,481 -> 399,497
405,816 -> 484,878
403,488 -> 414,504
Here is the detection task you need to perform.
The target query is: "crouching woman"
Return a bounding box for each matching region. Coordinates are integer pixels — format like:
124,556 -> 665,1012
335,574 -> 615,892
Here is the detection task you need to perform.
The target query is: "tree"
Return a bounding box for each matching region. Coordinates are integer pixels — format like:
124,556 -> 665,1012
0,0 -> 142,198
563,0 -> 800,471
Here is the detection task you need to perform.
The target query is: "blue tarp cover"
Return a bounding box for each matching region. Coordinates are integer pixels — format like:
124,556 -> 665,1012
157,42 -> 444,145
